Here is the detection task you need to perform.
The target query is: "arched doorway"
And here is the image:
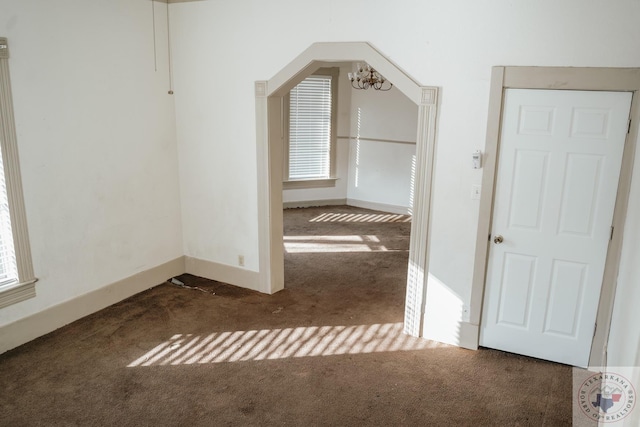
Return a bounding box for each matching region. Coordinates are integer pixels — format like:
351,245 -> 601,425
254,42 -> 438,337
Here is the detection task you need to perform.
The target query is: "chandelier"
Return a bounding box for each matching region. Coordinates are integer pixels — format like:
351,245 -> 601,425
348,63 -> 392,91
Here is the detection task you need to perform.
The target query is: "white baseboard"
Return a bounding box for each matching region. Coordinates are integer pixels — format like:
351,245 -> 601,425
346,198 -> 411,215
0,251 -> 479,355
458,322 -> 479,350
422,318 -> 479,350
184,256 -> 260,292
283,198 -> 411,215
283,198 -> 347,209
0,256 -> 185,355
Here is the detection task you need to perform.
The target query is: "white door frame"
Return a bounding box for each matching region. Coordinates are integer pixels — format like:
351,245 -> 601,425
254,42 -> 439,337
471,67 -> 640,367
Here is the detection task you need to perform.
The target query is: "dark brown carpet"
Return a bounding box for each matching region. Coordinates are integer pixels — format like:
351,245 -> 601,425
0,206 -> 572,426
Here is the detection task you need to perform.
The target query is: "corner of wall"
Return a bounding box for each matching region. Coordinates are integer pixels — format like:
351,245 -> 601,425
184,256 -> 261,292
0,256 -> 185,355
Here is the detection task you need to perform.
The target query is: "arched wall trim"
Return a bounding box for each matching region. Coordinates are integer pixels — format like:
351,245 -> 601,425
254,42 -> 438,338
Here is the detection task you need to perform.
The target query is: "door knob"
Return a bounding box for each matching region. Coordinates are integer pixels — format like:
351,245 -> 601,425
493,235 -> 504,244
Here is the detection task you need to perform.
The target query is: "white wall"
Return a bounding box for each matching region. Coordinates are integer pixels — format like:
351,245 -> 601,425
0,1 -> 183,329
347,85 -> 418,213
169,0 -> 640,293
170,0 -> 640,368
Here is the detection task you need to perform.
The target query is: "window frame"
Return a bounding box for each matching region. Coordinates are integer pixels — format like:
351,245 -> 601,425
0,37 -> 38,309
283,67 -> 339,189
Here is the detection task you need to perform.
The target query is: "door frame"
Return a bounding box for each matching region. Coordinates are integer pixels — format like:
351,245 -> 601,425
254,42 -> 439,338
471,67 -> 640,367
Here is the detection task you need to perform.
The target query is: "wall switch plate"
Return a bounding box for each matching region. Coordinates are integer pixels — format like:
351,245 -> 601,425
462,305 -> 470,322
471,184 -> 481,200
472,150 -> 482,169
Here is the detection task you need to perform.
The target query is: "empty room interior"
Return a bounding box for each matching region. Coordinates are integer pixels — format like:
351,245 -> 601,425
1,0 -> 640,425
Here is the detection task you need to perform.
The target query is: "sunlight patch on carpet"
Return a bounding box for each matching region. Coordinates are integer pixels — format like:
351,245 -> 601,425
284,235 -> 407,253
309,212 -> 411,223
127,323 -> 444,367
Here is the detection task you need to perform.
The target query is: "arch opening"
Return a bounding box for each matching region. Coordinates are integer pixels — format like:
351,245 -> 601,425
255,42 -> 438,337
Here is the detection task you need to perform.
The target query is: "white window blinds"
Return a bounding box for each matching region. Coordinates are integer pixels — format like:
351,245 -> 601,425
288,75 -> 332,180
0,144 -> 17,286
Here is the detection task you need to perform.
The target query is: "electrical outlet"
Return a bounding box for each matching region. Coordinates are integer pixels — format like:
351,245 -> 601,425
238,255 -> 245,267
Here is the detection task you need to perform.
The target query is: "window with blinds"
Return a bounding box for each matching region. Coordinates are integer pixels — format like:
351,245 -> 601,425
288,75 -> 333,180
0,147 -> 17,286
0,37 -> 37,309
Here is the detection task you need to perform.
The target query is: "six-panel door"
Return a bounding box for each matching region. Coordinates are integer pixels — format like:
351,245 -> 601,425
480,89 -> 632,367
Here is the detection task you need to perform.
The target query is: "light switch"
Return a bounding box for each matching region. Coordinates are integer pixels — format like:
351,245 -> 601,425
471,185 -> 481,200
472,150 -> 482,169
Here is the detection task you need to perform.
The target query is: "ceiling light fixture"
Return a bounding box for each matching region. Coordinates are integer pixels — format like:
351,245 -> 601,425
348,63 -> 392,91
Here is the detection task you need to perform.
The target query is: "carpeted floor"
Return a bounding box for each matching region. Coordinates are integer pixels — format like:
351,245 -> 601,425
0,206 -> 572,426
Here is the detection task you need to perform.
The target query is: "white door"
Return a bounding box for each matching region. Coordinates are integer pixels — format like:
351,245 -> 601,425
480,89 -> 632,367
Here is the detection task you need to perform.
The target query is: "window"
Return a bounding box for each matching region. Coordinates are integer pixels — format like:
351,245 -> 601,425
0,148 -> 17,284
0,38 -> 37,308
283,68 -> 338,189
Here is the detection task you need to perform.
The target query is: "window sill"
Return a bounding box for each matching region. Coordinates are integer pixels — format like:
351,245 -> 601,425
0,279 -> 37,309
283,178 -> 338,190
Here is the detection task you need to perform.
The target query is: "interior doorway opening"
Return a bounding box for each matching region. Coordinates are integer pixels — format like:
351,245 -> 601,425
280,65 -> 419,321
255,42 -> 439,338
